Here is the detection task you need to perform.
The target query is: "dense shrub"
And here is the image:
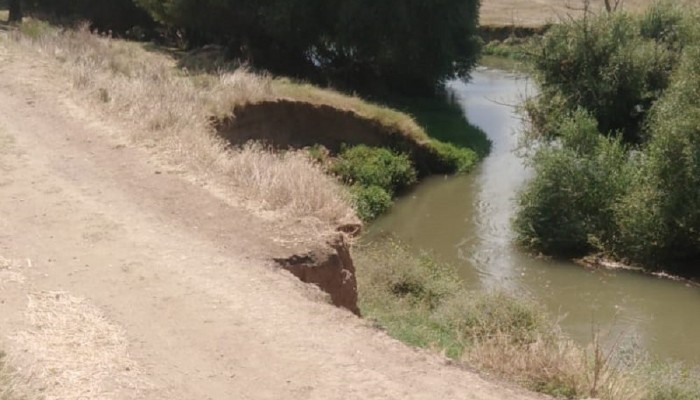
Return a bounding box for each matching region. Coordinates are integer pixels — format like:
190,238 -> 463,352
349,185 -> 393,221
514,110 -> 630,256
27,0 -> 155,34
614,46 -> 700,267
528,4 -> 680,141
332,145 -> 416,221
332,145 -> 417,195
135,0 -> 481,94
429,140 -> 478,173
518,4 -> 700,272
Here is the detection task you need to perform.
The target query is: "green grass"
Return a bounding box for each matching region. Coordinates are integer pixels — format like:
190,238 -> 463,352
354,238 -> 700,399
354,239 -> 550,359
380,95 -> 491,158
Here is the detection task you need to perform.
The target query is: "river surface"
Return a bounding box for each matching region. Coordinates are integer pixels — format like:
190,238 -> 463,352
368,68 -> 700,364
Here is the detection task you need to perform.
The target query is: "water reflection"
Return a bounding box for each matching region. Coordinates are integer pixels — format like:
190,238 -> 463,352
367,68 -> 700,364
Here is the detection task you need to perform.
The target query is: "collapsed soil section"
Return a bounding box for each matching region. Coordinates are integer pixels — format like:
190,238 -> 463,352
274,235 -> 360,315
213,99 -> 457,176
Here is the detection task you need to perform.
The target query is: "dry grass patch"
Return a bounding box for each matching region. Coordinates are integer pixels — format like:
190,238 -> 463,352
355,239 -> 700,400
10,291 -> 145,400
0,351 -> 30,400
5,21 -> 356,233
480,0 -> 698,27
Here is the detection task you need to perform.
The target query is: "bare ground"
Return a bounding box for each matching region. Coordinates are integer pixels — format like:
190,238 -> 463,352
481,0 -> 697,26
0,37 -> 550,399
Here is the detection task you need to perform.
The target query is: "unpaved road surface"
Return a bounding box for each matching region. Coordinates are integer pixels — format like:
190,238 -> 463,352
0,42 -> 547,399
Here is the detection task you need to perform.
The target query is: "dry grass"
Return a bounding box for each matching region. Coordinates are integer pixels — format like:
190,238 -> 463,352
5,22 -> 358,233
466,332 -> 644,399
356,239 -> 700,400
0,351 -> 29,400
273,79 -> 428,142
10,291 -> 145,400
480,0 -> 698,27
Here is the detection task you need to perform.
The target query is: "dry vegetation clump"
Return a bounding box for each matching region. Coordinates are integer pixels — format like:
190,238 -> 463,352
0,351 -> 29,400
480,0 -> 698,27
355,239 -> 700,400
6,21 -> 355,231
10,291 -> 145,400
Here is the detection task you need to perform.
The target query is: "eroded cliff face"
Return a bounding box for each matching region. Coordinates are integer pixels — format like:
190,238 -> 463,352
213,100 -> 455,176
274,234 -> 360,315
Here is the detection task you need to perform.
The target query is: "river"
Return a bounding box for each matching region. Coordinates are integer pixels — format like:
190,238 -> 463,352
367,67 -> 700,364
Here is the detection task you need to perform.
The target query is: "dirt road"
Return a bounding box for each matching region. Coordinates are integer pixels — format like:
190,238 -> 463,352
0,41 -> 547,399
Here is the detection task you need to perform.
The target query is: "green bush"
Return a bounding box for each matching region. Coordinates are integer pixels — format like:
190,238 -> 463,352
518,5 -> 700,271
528,6 -> 680,141
332,145 -> 417,195
27,0 -> 155,34
354,239 -> 549,359
614,46 -> 700,268
515,110 -> 630,256
429,140 -> 478,173
350,184 -> 392,221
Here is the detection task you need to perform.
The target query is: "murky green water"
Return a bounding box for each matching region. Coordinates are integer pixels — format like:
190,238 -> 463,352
368,68 -> 700,364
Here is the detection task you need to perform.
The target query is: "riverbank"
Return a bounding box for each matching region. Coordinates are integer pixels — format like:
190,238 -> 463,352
0,24 -> 554,400
9,17 -> 481,228
354,240 -> 700,400
358,64 -> 700,399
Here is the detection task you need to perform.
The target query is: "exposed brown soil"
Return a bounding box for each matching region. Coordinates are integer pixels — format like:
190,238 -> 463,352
0,37 -> 549,399
216,100 -> 398,151
215,100 -> 457,176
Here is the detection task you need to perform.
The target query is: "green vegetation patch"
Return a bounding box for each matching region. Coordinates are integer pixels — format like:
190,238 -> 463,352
332,145 -> 417,194
349,184 -> 392,222
355,239 -> 700,399
331,145 -> 417,221
516,2 -> 700,272
354,239 -> 549,359
428,140 -> 478,174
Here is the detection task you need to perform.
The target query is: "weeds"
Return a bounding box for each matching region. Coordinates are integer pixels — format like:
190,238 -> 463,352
355,238 -> 700,399
7,23 -> 356,232
0,351 -> 29,400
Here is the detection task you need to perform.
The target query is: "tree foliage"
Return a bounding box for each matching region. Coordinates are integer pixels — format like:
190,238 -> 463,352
528,4 -> 683,142
517,3 -> 700,273
134,0 -> 481,93
26,0 -> 155,33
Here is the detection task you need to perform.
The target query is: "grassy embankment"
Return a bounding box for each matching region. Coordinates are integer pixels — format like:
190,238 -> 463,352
5,17 -> 481,226
355,240 -> 700,400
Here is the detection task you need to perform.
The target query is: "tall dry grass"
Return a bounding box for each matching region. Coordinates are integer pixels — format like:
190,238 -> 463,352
355,239 -> 700,400
6,21 -> 354,232
0,351 -> 25,400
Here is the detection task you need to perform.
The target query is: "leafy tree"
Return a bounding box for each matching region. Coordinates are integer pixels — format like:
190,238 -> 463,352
528,7 -> 678,142
135,0 -> 481,94
26,0 -> 155,33
614,46 -> 700,267
9,0 -> 22,23
517,3 -> 700,272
